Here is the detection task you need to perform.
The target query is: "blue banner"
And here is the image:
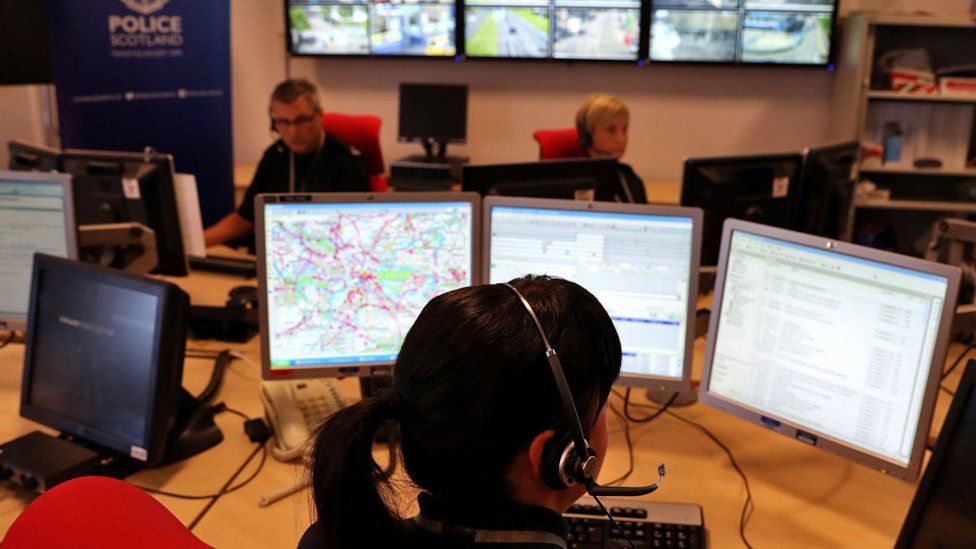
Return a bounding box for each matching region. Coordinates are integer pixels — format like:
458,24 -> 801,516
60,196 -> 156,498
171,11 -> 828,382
46,0 -> 233,226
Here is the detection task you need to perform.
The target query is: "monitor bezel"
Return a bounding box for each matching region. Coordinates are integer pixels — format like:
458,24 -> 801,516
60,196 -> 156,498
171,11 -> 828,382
462,157 -> 622,201
482,195 -> 702,393
895,359 -> 976,547
0,170 -> 77,332
792,140 -> 859,238
256,191 -> 483,380
19,254 -> 188,466
699,219 -> 961,481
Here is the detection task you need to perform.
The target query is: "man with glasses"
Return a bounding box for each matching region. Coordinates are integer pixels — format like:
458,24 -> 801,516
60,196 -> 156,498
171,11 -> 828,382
204,79 -> 369,247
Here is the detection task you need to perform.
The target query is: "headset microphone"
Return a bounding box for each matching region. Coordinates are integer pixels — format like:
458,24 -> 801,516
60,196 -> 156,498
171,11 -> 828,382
501,283 -> 666,498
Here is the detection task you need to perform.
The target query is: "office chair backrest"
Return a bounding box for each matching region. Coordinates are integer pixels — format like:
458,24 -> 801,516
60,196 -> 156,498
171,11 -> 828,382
322,112 -> 388,192
2,476 -> 210,548
533,127 -> 587,160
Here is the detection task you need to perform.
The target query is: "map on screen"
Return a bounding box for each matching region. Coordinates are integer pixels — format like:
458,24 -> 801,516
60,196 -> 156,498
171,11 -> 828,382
264,201 -> 473,370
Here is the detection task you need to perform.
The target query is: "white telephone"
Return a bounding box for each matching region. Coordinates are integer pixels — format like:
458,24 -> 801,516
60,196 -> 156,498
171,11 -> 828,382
260,379 -> 345,461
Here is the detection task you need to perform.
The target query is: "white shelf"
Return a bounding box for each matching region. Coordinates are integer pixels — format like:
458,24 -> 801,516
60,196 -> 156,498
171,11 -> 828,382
866,91 -> 976,104
855,199 -> 976,212
859,166 -> 976,177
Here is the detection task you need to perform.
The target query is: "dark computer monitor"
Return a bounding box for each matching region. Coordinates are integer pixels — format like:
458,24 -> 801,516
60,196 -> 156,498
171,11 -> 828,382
896,359 -> 976,547
20,254 -> 190,467
8,140 -> 62,172
463,157 -> 621,201
792,141 -> 859,240
398,83 -> 468,159
61,148 -> 188,276
680,151 -> 803,266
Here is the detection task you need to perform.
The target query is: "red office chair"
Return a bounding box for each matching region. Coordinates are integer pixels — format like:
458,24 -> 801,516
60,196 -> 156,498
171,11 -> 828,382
2,476 -> 211,548
533,127 -> 587,160
322,112 -> 388,192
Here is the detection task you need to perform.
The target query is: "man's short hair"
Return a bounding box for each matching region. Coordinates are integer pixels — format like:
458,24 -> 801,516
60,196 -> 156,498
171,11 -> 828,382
575,94 -> 629,135
269,78 -> 321,111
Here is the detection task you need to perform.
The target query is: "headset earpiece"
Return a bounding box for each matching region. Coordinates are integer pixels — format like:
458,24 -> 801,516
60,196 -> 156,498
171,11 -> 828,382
542,430 -> 597,490
577,124 -> 592,150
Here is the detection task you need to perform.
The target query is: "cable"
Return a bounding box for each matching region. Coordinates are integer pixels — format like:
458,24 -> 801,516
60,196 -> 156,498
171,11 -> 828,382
943,339 -> 976,380
622,388 -> 678,423
133,407 -> 268,501
187,442 -> 267,530
604,401 -> 635,486
592,493 -> 636,549
940,385 -> 956,398
666,410 -> 754,549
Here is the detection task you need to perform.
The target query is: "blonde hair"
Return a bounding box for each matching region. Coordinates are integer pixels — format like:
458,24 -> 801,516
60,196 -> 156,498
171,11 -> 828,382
575,94 -> 629,137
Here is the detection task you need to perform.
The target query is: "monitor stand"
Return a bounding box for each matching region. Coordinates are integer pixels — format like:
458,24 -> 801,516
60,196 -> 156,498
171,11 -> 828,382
57,387 -> 224,480
646,386 -> 698,407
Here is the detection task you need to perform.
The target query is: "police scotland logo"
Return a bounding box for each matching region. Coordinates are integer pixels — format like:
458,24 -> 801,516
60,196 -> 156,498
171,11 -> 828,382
120,0 -> 170,15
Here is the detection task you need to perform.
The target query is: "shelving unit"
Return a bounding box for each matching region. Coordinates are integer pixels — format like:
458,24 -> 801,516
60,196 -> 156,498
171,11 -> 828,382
830,12 -> 976,256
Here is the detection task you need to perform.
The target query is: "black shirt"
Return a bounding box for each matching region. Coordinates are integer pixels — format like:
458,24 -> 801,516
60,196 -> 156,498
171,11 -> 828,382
237,134 -> 370,222
616,162 -> 648,204
298,492 -> 569,549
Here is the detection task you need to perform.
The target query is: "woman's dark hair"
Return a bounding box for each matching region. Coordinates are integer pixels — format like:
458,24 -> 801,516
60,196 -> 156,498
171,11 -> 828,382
308,275 -> 622,547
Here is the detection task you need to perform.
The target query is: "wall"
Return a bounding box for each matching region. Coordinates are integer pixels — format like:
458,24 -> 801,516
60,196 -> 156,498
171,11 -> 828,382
1,0 -> 972,184
0,86 -> 48,169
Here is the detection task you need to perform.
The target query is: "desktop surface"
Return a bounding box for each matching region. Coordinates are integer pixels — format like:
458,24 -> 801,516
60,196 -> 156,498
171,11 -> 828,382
0,268 -> 953,546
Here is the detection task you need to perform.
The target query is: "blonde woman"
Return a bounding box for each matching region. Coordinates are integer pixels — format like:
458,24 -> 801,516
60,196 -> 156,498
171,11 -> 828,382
575,94 -> 648,204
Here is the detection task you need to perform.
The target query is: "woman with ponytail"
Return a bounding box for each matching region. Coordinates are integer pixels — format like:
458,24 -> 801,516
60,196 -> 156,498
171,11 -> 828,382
300,275 -> 622,548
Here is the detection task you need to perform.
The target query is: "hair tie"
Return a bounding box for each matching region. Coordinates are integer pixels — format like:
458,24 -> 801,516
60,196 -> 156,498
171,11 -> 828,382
381,391 -> 403,420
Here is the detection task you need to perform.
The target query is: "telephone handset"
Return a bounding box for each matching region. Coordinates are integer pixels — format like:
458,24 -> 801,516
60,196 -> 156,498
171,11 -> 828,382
260,379 -> 345,461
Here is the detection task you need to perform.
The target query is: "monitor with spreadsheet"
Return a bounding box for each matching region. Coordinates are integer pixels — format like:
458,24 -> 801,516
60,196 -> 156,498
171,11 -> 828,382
0,171 -> 76,331
483,196 -> 702,394
256,192 -> 480,380
700,219 -> 961,481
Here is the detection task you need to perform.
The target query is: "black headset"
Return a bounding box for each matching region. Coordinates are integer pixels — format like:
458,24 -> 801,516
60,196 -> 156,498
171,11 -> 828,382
502,283 -> 666,497
576,122 -> 593,150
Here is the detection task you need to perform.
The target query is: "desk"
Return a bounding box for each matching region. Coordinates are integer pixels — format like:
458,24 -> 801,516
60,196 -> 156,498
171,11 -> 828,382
0,270 -> 966,547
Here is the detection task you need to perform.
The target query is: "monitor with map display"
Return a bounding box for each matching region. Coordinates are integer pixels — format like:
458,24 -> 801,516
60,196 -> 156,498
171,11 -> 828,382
255,192 -> 480,379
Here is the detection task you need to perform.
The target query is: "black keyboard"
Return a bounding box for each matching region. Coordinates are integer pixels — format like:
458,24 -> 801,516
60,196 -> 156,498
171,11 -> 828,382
564,496 -> 704,549
188,254 -> 257,278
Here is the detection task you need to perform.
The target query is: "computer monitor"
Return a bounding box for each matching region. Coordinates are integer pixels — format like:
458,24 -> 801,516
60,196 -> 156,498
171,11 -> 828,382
256,192 -> 480,380
0,171 -> 76,331
20,254 -> 189,467
61,148 -> 188,276
483,196 -> 702,395
792,141 -> 859,239
398,83 -> 468,160
463,158 -> 622,201
681,152 -> 803,266
895,359 -> 976,548
463,0 -> 642,61
700,219 -> 961,481
286,0 -> 456,57
8,140 -> 62,172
